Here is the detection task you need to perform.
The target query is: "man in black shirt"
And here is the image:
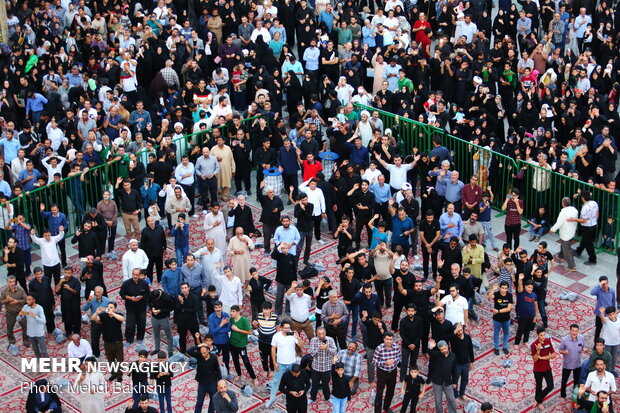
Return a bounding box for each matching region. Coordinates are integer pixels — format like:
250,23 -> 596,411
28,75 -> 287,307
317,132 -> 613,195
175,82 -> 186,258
139,216 -> 167,282
272,243 -> 298,315
227,195 -> 256,236
55,266 -> 81,336
82,208 -> 107,258
149,289 -> 174,356
254,138 -> 277,193
419,210 -> 441,281
334,216 -> 355,259
512,248 -> 534,284
257,181 -> 284,256
449,323 -> 475,401
396,278 -> 440,354
119,268 -> 150,346
92,302 -> 125,381
294,192 -> 314,266
427,338 -> 458,413
390,258 -> 416,331
80,256 -> 107,299
440,237 -> 462,270
115,178 -> 142,241
175,282 -> 200,354
400,304 -> 424,382
279,364 -> 311,413
71,220 -> 100,260
28,267 -> 55,334
349,180 -> 375,249
340,265 -> 362,342
4,237 -> 26,292
488,281 -> 513,355
430,308 -> 454,344
361,311 -> 387,386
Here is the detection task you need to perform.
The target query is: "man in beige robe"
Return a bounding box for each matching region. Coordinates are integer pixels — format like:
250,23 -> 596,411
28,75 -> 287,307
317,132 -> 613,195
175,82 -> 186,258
210,136 -> 235,200
203,203 -> 227,253
227,227 -> 254,284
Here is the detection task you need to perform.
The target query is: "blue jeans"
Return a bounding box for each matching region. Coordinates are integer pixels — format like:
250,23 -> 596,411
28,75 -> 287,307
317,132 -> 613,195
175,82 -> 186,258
268,362 -> 293,403
176,245 -> 189,264
158,386 -> 172,413
195,382 -> 217,413
330,396 -> 348,413
480,221 -> 497,249
537,299 -> 548,327
453,363 -> 470,398
529,221 -> 547,237
493,319 -> 510,349
343,303 -> 359,341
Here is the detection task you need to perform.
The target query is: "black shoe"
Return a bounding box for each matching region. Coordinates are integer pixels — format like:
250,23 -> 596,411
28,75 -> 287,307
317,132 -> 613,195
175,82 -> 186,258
108,376 -> 115,382
573,249 -> 582,257
287,200 -> 292,205
494,349 -> 500,355
200,321 -> 209,327
246,190 -> 252,195
116,376 -> 123,383
503,348 -> 509,355
584,261 -> 596,266
168,351 -> 174,357
150,349 -> 160,356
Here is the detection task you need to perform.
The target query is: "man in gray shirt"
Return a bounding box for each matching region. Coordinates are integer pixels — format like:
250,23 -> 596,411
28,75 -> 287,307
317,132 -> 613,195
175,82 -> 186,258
17,294 -> 48,358
194,146 -> 220,210
180,254 -> 206,323
212,380 -> 239,413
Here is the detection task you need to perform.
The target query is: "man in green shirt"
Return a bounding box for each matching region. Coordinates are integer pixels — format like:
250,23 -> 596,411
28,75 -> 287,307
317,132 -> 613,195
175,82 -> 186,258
335,21 -> 353,46
397,69 -> 414,92
229,305 -> 259,386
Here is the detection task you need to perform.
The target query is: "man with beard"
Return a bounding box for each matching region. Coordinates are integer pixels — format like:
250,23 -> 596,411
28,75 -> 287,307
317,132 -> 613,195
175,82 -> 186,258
81,286 -> 110,358
396,278 -> 440,355
28,267 -> 56,334
80,256 -> 107,299
389,256 -> 416,331
55,266 -> 82,336
139,216 -> 167,283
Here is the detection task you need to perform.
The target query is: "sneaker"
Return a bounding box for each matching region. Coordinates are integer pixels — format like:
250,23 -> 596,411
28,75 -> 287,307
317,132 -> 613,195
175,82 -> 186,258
534,236 -> 540,242
503,348 -> 509,355
494,349 -> 499,355
24,342 -> 31,348
318,239 -> 326,245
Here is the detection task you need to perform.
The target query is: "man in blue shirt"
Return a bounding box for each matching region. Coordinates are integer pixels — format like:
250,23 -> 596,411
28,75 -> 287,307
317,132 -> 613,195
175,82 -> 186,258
26,91 -> 48,125
370,174 -> 391,221
302,39 -> 321,75
278,139 -> 300,204
345,136 -> 369,169
389,200 -> 415,256
81,285 -> 111,357
439,203 -> 464,244
591,276 -> 617,342
208,301 -> 232,373
0,131 -> 21,164
40,203 -> 69,266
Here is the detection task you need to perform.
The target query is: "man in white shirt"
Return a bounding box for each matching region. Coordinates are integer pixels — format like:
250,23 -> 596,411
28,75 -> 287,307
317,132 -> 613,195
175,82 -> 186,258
375,153 -> 419,193
194,238 -> 224,292
439,285 -> 469,327
67,333 -> 93,360
10,149 -> 28,183
456,15 -> 477,43
599,306 -> 620,373
250,20 -> 271,43
30,227 -> 64,284
299,178 -> 327,245
121,239 -> 149,281
571,191 -> 599,266
286,281 -> 315,342
266,320 -> 302,408
549,197 -> 579,271
585,357 -> 616,403
42,155 -> 66,184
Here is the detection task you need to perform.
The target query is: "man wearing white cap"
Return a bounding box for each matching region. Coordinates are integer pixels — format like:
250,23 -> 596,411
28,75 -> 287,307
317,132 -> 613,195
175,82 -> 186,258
375,153 -> 420,194
121,239 -> 149,281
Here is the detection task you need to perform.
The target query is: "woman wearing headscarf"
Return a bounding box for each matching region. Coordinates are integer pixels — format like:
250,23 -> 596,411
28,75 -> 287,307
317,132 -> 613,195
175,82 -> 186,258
284,70 -> 304,116
26,379 -> 62,413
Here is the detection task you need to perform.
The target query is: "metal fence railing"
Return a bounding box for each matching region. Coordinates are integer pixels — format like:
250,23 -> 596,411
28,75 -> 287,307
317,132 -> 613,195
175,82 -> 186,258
354,103 -> 620,255
0,115 -> 260,248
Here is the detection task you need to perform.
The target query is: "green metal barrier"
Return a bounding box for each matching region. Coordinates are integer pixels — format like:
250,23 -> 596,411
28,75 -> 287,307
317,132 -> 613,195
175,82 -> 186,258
0,116 -> 259,247
354,103 -> 620,255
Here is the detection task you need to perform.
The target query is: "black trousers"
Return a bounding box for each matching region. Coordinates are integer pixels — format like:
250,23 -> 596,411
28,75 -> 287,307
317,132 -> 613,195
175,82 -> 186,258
400,345 -> 419,382
180,183 -> 195,216
216,342 -> 231,371
576,225 -> 597,263
595,316 -> 603,342
107,225 -> 117,253
560,367 -> 581,397
147,255 -> 164,282
515,317 -> 534,345
297,230 -> 313,263
234,163 -> 251,192
355,217 -> 371,249
534,369 -> 554,404
125,309 -> 146,343
176,316 -> 199,353
44,264 -> 61,286
61,302 -> 81,336
42,302 -> 55,334
325,323 -> 347,349
285,396 -> 307,413
259,340 -> 275,371
282,173 -> 298,201
401,393 -> 419,413
230,345 -> 256,379
310,369 -> 331,401
198,176 -> 218,208
313,215 -> 323,241
375,368 -> 397,413
262,224 -> 275,254
391,299 -> 407,331
421,245 -> 439,279
58,238 -> 67,266
91,321 -> 102,357
505,224 -> 521,250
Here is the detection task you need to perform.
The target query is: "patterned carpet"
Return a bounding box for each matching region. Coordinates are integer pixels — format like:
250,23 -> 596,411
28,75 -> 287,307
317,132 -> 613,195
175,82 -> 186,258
1,202 -> 615,412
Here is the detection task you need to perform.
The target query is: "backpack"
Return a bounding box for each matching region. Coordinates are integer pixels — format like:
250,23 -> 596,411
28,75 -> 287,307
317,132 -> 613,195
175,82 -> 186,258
299,266 -> 318,279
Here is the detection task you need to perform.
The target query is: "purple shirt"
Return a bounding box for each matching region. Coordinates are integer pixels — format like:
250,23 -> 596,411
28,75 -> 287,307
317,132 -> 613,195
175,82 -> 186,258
590,285 -> 616,315
558,334 -> 585,369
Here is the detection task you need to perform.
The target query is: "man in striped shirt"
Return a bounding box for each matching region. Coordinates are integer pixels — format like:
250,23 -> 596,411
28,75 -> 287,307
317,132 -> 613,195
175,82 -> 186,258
337,342 -> 362,394
372,332 -> 401,413
252,302 -> 279,379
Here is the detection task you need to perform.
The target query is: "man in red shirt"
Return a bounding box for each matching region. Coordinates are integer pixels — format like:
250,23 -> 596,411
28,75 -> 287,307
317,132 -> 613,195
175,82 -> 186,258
300,153 -> 323,182
461,175 -> 482,219
412,12 -> 431,44
531,326 -> 557,410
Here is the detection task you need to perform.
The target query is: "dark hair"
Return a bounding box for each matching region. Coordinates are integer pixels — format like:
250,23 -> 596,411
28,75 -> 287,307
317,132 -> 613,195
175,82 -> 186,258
499,281 -> 509,288
569,324 -> 579,330
334,362 -> 345,369
262,302 -> 273,310
536,326 -> 546,335
230,305 -> 240,312
291,364 -> 301,373
138,350 -> 149,357
383,332 -> 395,338
595,338 -> 606,345
406,303 -> 417,311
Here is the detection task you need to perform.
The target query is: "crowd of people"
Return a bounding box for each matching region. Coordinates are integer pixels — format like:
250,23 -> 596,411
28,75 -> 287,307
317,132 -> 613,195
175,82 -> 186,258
0,0 -> 619,411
